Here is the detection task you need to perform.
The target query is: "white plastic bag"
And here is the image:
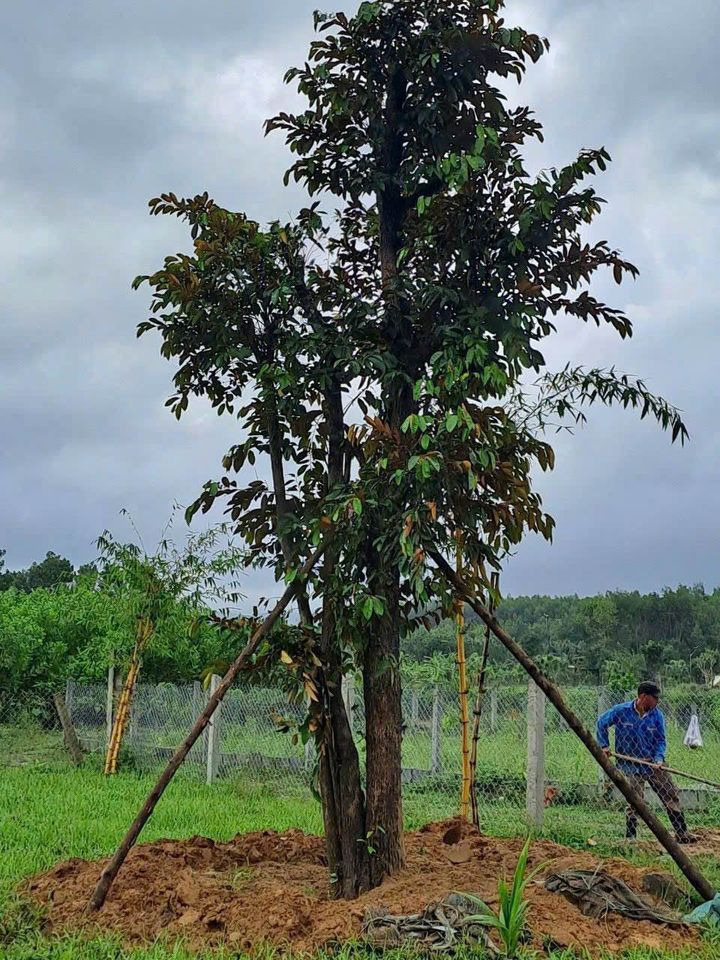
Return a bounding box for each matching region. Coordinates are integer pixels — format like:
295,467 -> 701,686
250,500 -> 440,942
684,712 -> 703,749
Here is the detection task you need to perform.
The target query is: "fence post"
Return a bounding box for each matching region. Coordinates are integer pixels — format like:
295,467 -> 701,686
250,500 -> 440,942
206,674 -> 222,785
105,668 -> 115,748
490,690 -> 498,733
526,680 -> 546,829
431,686 -> 442,774
342,675 -> 355,737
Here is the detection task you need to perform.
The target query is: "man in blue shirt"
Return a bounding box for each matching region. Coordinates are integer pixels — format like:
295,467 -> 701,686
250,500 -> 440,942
596,681 -> 697,843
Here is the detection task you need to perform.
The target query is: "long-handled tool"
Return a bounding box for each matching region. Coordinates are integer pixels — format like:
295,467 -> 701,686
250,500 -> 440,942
611,752 -> 720,791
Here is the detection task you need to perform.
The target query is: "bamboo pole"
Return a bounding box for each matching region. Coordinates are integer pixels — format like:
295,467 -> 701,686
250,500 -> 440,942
469,573 -> 498,828
88,542 -> 328,912
104,650 -> 139,774
104,620 -> 153,775
429,549 -> 716,903
455,539 -> 471,820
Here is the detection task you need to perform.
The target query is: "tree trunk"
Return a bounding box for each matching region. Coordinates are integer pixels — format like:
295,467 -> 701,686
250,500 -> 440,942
265,390 -> 314,625
357,63 -> 412,885
363,561 -> 405,884
316,378 -> 371,898
317,602 -> 370,898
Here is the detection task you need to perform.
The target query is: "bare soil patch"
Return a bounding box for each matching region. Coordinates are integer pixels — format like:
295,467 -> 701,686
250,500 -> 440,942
25,819 -> 701,955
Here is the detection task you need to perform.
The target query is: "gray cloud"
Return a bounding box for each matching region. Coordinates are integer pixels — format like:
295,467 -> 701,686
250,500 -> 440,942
1,0 -> 718,604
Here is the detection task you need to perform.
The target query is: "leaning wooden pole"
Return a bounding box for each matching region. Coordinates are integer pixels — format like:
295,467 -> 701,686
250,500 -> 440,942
429,550 -> 715,903
88,542 -> 328,912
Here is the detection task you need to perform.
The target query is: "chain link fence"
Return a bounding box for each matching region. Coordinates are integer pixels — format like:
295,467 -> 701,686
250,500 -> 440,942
2,679 -> 720,839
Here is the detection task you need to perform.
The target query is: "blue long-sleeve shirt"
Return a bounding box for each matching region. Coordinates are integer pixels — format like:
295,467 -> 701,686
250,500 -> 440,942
596,700 -> 667,773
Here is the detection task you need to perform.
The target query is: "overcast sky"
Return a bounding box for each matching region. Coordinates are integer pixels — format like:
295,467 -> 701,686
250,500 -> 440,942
1,0 -> 718,605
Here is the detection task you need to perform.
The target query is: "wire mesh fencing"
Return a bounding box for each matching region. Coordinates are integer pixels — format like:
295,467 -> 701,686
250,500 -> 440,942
0,692 -> 70,768
2,678 -> 719,841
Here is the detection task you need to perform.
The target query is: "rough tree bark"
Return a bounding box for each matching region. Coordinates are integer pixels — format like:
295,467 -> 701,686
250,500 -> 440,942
316,379 -> 371,898
363,561 -> 406,883
360,62 -> 413,883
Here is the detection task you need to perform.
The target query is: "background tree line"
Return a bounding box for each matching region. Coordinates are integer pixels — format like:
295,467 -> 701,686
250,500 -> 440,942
3,546 -> 719,698
0,540 -> 242,703
406,585 -> 720,689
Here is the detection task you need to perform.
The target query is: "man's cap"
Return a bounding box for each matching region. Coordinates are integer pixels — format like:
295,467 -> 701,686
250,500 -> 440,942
638,681 -> 661,698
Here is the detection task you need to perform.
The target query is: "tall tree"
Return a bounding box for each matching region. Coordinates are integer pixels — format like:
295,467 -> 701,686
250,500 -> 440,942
266,0 -> 685,877
136,207 -> 374,893
139,0 -> 686,896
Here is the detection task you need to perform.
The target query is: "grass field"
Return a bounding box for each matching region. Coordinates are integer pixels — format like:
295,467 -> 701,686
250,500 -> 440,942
2,761 -> 720,960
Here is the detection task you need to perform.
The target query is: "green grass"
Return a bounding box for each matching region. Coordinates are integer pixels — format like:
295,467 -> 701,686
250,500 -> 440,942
2,760 -> 720,959
0,764 -> 323,905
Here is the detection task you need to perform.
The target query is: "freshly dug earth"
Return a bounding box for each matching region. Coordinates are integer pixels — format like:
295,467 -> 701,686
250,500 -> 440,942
25,820 -> 700,955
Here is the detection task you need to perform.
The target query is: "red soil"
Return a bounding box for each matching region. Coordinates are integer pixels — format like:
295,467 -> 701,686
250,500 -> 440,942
24,819 -> 701,955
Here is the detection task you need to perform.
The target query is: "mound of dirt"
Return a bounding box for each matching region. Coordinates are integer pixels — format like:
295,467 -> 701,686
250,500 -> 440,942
24,819 -> 699,956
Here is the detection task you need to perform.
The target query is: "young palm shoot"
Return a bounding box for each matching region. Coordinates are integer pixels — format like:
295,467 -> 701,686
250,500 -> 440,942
462,837 -> 546,958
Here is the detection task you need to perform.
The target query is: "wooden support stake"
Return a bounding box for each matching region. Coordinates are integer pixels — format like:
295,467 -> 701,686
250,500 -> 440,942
88,542 -> 328,912
53,692 -> 84,766
429,549 -> 716,904
470,578 -> 496,829
455,541 -> 471,820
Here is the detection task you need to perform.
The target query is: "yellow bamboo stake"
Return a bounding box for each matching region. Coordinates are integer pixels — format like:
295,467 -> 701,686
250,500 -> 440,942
104,656 -> 139,774
456,538 -> 471,820
104,619 -> 153,775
